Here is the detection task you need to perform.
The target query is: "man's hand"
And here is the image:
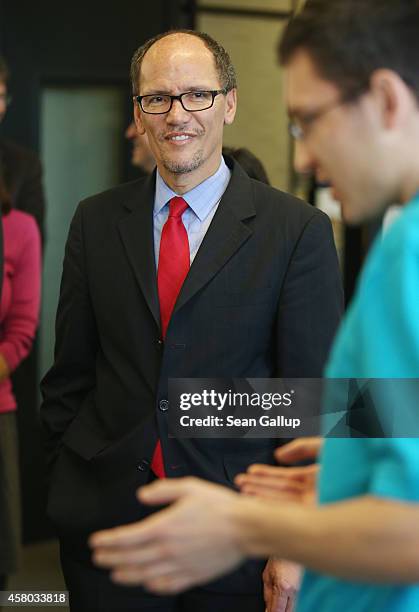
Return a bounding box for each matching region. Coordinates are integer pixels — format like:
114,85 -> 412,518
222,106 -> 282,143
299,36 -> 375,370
89,477 -> 248,594
235,463 -> 318,505
235,438 -> 323,505
263,557 -> 301,612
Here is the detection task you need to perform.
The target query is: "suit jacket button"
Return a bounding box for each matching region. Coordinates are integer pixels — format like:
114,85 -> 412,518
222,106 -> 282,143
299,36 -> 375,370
159,399 -> 169,412
137,459 -> 150,471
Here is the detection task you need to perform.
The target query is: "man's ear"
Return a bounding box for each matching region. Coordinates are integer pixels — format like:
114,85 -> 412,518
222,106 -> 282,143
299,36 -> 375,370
134,100 -> 146,135
369,69 -> 413,131
224,88 -> 237,125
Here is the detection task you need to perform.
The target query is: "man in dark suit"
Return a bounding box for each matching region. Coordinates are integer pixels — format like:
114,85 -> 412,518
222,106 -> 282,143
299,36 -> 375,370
0,56 -> 45,243
41,30 -> 343,612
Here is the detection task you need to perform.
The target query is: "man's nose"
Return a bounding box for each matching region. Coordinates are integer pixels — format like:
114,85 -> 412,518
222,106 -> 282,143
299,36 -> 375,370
293,139 -> 316,175
166,98 -> 191,124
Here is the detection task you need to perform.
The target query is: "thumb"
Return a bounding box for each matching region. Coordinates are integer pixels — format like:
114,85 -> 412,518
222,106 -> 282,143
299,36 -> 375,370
137,477 -> 199,506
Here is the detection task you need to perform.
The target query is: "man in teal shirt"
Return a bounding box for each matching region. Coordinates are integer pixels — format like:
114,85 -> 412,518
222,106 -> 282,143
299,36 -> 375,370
89,1 -> 419,610
298,192 -> 419,610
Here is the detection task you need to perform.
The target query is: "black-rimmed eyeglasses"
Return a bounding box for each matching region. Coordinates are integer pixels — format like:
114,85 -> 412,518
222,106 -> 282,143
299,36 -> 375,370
134,89 -> 227,115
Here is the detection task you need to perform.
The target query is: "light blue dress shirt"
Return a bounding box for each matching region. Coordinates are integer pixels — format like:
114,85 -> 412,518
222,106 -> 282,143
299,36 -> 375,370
153,157 -> 231,268
298,193 -> 419,612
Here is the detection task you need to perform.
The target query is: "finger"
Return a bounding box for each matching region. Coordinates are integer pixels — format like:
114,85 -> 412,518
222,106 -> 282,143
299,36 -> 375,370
109,560 -> 178,584
285,464 -> 319,478
271,590 -> 288,612
238,475 -> 307,492
263,582 -> 272,608
112,566 -> 187,592
241,471 -> 319,502
237,475 -> 316,498
247,463 -> 291,475
93,541 -> 167,568
143,573 -> 194,595
274,438 -> 322,464
137,477 -> 200,506
246,465 -> 301,480
285,595 -> 295,612
89,504 -> 175,549
90,523 -> 153,550
247,464 -> 319,480
234,473 -> 247,486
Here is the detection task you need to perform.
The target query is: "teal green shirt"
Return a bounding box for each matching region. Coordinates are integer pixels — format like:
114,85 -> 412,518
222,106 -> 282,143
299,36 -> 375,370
298,194 -> 419,612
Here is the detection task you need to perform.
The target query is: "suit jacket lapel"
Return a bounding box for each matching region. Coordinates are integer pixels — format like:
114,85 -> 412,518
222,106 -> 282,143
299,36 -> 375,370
118,172 -> 161,329
117,162 -> 256,326
175,161 -> 256,313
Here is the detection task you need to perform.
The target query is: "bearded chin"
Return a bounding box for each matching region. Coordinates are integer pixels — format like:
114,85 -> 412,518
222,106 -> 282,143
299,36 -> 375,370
162,150 -> 203,174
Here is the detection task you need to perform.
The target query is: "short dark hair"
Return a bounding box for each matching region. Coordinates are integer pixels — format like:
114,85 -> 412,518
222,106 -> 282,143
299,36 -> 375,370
223,147 -> 270,185
0,55 -> 9,84
130,29 -> 237,96
279,0 -> 419,102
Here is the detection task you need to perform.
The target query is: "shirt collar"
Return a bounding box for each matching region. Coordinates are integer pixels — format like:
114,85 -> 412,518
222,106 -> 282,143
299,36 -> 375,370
154,156 -> 231,221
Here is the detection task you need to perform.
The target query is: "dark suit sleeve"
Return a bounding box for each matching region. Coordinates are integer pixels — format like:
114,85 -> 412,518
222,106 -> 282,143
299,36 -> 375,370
15,154 -> 46,245
275,209 -> 344,377
40,204 -> 98,467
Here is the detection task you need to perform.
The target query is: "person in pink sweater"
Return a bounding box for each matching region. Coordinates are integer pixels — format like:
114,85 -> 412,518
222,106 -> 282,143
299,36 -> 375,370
0,169 -> 41,589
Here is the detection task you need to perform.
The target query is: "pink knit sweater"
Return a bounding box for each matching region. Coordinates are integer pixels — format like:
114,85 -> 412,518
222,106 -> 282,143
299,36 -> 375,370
0,209 -> 41,413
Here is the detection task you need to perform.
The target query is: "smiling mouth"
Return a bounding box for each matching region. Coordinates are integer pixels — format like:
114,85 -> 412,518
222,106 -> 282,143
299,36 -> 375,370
164,132 -> 198,144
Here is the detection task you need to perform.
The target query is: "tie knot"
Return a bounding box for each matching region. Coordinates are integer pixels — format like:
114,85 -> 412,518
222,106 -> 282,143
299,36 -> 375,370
169,196 -> 188,219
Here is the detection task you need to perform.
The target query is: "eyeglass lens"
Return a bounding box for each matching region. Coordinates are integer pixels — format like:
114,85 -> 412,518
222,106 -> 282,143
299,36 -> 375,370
141,91 -> 215,113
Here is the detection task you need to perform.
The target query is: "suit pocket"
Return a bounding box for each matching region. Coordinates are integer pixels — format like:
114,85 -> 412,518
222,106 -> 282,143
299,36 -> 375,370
62,417 -> 109,461
62,410 -> 156,480
49,419 -> 155,533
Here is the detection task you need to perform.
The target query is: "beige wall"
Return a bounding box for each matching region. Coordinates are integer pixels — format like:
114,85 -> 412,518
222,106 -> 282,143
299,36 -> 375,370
197,3 -> 293,190
199,0 -> 293,10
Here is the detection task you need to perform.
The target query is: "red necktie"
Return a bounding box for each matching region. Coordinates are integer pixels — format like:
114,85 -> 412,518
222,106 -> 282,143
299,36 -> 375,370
151,196 -> 190,478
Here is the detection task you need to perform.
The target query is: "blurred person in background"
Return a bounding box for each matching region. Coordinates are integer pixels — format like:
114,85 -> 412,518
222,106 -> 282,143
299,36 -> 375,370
0,147 -> 41,591
125,121 -> 156,175
0,56 -> 46,245
90,2 -> 419,611
222,147 -> 270,185
0,55 -> 45,242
